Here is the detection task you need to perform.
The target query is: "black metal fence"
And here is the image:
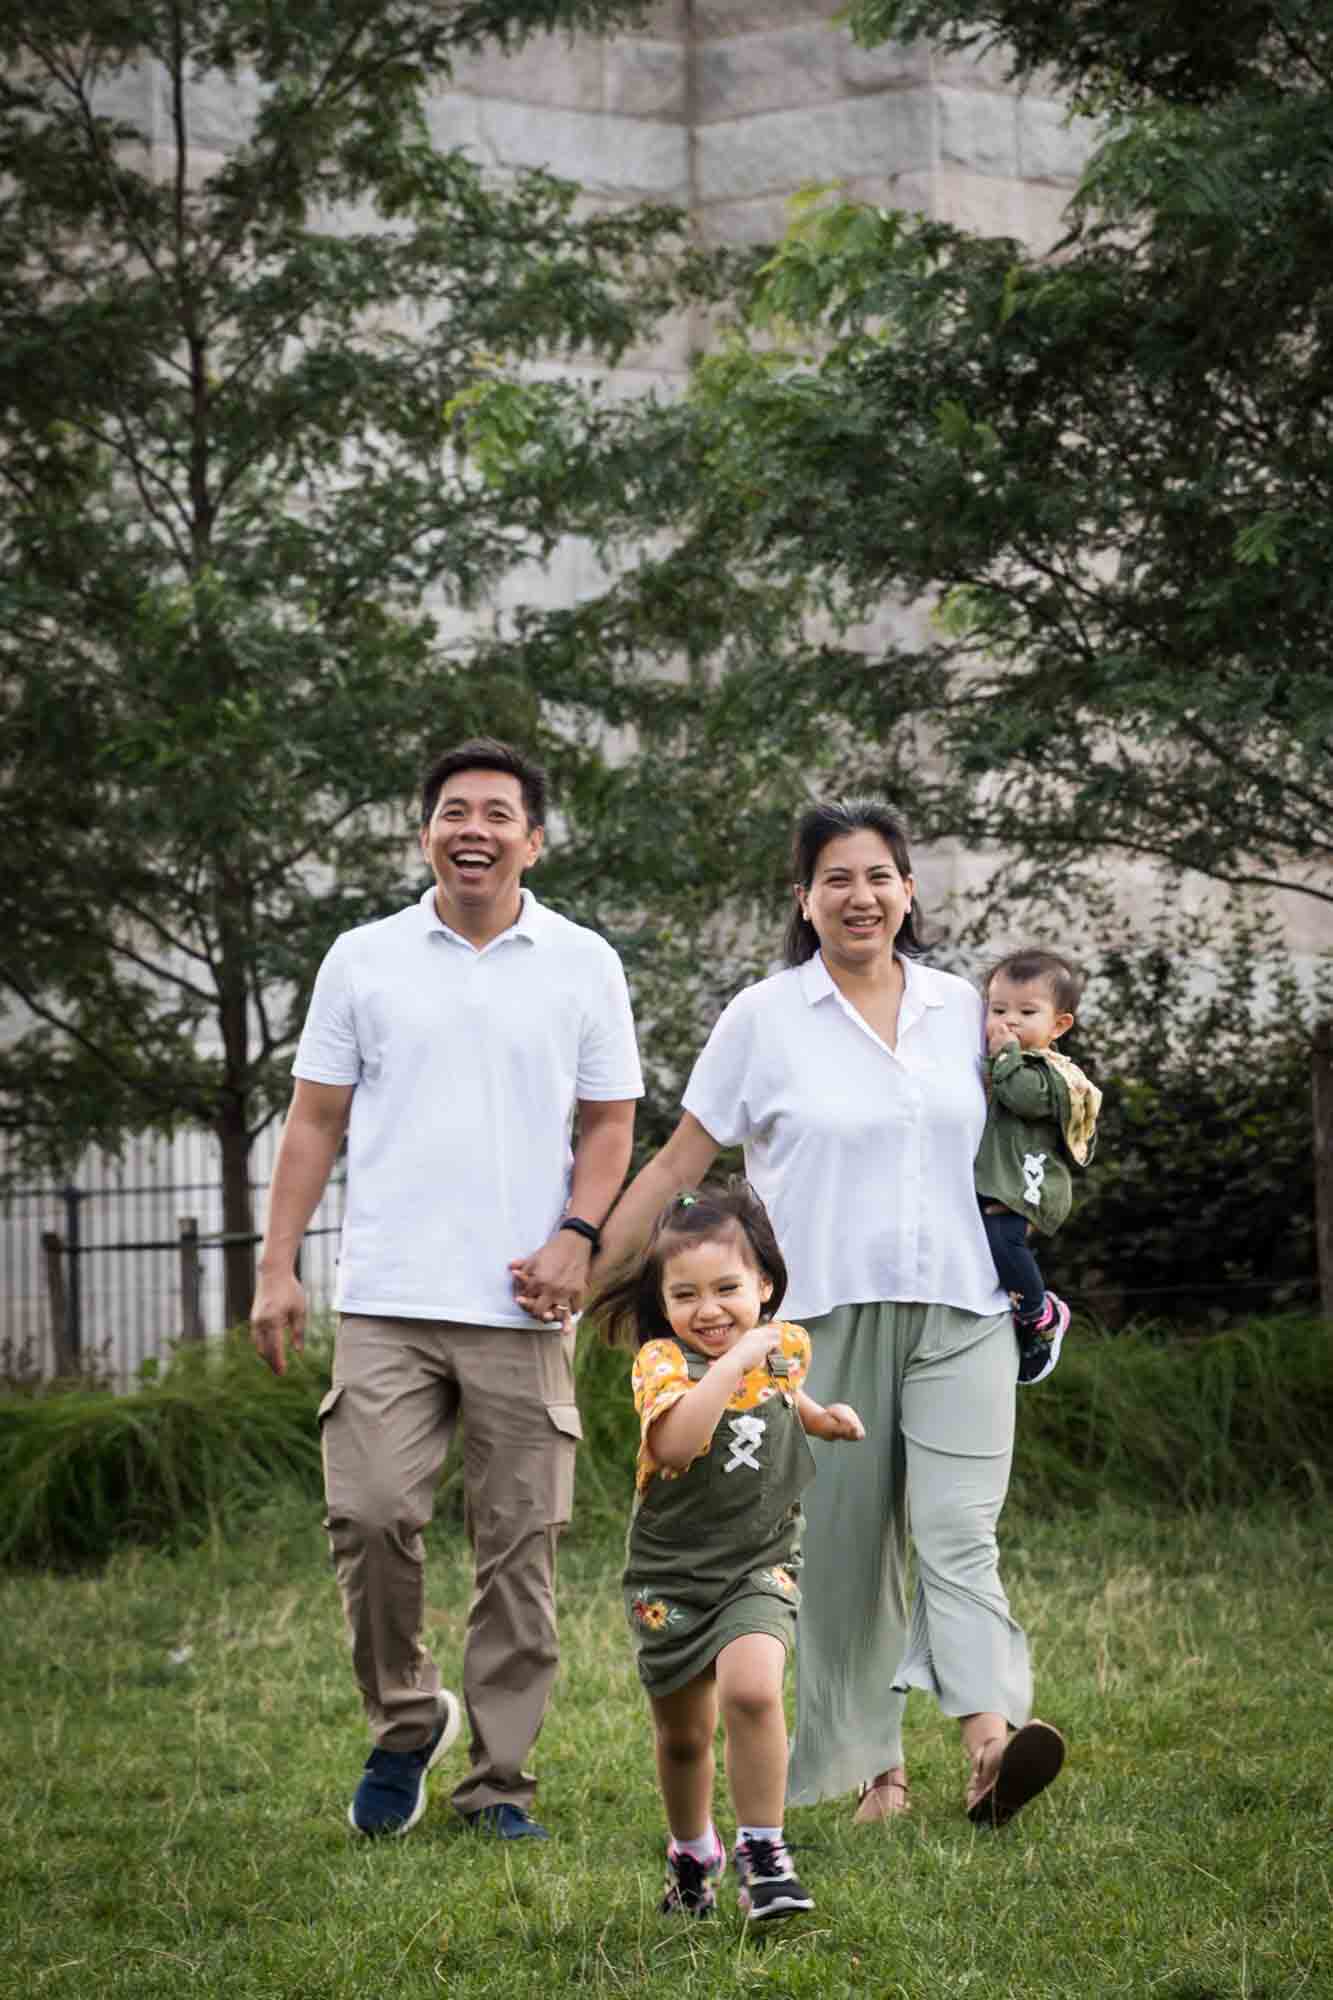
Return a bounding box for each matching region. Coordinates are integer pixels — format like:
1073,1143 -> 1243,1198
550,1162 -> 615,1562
0,1128 -> 345,1387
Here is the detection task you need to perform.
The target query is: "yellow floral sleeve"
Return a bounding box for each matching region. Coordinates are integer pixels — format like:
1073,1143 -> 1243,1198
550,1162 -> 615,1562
633,1338 -> 691,1429
632,1339 -> 692,1493
783,1322 -> 812,1391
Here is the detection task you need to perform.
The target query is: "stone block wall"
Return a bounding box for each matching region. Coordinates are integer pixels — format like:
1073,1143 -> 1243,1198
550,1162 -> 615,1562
689,4 -> 1095,251
440,7 -> 1097,253
85,11 -> 1104,449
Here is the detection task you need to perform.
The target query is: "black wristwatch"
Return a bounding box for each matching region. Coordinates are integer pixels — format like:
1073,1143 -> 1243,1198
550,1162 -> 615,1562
558,1215 -> 601,1252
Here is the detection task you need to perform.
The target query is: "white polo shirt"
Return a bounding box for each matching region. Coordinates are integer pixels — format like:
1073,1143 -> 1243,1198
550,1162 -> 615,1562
683,953 -> 1007,1322
293,886 -> 643,1326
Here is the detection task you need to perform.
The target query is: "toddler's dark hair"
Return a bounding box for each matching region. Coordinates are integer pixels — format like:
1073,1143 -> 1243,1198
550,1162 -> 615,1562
984,946 -> 1085,1018
589,1177 -> 788,1351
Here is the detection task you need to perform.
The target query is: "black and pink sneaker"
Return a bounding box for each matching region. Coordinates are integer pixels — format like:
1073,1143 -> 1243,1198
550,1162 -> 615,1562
660,1831 -> 725,1917
1015,1291 -> 1070,1386
733,1836 -> 814,1921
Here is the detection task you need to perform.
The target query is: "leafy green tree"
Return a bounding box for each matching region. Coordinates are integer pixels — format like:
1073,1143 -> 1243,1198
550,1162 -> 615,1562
850,1 -> 1317,106
467,0 -> 1333,927
774,1 -> 1333,910
0,0 -> 732,1324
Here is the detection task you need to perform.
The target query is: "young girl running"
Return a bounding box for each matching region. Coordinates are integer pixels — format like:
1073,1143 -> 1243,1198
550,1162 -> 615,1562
589,1181 -> 864,1922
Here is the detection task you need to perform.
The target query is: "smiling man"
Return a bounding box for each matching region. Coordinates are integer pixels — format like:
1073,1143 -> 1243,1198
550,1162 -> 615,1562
250,739 -> 642,1841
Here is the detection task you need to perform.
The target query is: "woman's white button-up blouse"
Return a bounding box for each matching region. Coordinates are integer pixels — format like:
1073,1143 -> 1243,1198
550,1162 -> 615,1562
682,953 -> 1008,1322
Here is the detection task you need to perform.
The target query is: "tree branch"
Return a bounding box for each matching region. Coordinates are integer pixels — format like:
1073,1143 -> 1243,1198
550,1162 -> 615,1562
43,40 -> 171,290
0,966 -> 213,1117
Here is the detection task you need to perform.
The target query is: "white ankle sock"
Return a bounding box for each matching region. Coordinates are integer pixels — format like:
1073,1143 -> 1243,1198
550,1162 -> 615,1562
673,1825 -> 719,1862
736,1824 -> 784,1850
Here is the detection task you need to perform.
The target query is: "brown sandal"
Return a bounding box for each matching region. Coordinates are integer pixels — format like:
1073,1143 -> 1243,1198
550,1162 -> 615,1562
966,1720 -> 1065,1829
853,1766 -> 910,1825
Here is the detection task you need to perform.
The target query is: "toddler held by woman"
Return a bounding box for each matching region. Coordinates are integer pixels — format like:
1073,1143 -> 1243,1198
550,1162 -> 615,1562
975,948 -> 1103,1384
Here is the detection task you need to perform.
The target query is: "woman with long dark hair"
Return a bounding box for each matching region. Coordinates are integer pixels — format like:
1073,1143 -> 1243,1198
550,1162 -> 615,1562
597,799 -> 1063,1829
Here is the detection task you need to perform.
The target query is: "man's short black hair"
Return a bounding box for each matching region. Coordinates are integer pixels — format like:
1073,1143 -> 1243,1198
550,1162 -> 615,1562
419,738 -> 548,829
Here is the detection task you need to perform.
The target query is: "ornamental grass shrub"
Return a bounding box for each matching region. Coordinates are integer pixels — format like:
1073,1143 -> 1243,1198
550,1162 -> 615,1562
1006,1314 -> 1331,1512
3,1314 -> 1328,1569
577,1312 -> 1333,1522
0,1333 -> 329,1569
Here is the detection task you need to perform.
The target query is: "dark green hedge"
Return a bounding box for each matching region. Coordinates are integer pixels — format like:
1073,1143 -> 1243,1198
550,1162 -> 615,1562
1040,912 -> 1330,1325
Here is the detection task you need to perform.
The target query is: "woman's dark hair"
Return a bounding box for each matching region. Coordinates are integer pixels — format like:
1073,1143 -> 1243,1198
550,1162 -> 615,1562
589,1177 -> 788,1352
420,737 -> 548,829
984,947 -> 1085,1019
783,797 -> 929,967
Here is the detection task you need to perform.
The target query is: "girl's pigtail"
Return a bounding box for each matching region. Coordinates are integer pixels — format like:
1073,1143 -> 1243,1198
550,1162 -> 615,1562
586,1254 -> 645,1352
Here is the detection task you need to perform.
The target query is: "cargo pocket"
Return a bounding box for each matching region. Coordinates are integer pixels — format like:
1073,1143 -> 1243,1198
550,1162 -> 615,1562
316,1385 -> 344,1523
545,1399 -> 583,1528
316,1383 -> 344,1477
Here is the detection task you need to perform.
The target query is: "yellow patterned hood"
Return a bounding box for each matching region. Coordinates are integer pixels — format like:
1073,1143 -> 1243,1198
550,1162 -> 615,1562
1042,1048 -> 1103,1167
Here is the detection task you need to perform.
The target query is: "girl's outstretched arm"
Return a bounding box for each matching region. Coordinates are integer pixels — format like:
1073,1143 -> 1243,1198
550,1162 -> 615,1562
796,1390 -> 865,1443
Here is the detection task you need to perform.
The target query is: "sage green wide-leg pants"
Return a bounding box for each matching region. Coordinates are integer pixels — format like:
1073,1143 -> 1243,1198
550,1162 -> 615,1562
787,1300 -> 1031,1806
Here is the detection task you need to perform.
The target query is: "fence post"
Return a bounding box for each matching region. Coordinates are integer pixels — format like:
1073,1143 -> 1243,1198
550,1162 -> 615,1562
179,1216 -> 204,1341
41,1231 -> 75,1376
1315,1021 -> 1333,1323
62,1183 -> 84,1360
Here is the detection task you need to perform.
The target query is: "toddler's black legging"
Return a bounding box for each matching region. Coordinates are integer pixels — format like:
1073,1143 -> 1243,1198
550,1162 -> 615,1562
981,1204 -> 1046,1319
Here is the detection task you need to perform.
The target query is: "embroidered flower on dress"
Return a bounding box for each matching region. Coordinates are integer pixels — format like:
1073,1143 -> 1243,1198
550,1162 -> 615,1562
631,1595 -> 681,1631
756,1566 -> 798,1597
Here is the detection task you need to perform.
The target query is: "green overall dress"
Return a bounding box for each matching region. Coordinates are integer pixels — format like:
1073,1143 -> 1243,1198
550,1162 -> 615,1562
623,1350 -> 817,1699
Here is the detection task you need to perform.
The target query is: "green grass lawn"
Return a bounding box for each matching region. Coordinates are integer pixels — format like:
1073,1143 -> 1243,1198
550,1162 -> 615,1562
2,1495 -> 1329,1999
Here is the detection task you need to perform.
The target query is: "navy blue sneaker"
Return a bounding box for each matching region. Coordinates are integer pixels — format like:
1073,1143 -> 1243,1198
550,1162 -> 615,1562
461,1802 -> 550,1841
348,1690 -> 461,1837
